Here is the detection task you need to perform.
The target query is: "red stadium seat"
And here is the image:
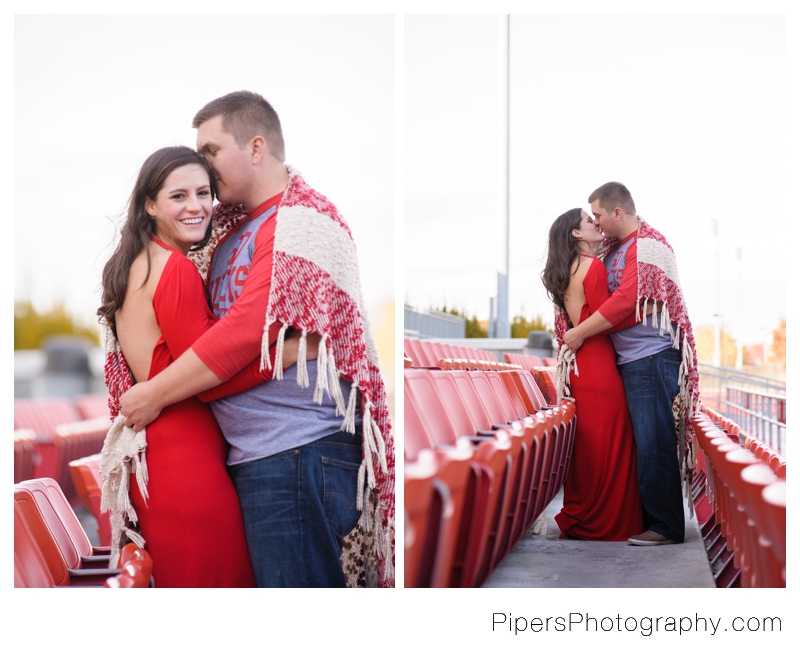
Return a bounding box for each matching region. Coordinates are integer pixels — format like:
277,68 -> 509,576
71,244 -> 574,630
14,397 -> 81,483
719,448 -> 761,582
14,484 -> 120,587
75,393 -> 112,420
532,368 -> 558,406
15,479 -> 118,575
53,417 -> 109,503
21,478 -> 112,563
69,453 -> 112,547
759,481 -> 786,587
737,464 -> 778,588
14,502 -> 54,588
14,429 -> 37,484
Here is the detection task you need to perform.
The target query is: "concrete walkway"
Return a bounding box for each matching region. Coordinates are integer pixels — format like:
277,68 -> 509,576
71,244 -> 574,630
483,489 -> 716,588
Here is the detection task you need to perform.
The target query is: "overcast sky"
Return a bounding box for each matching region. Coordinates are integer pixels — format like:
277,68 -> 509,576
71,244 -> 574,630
14,14 -> 394,337
405,13 -> 786,345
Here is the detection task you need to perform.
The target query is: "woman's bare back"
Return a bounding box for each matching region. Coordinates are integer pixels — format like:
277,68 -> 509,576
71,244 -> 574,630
115,241 -> 172,383
563,254 -> 592,329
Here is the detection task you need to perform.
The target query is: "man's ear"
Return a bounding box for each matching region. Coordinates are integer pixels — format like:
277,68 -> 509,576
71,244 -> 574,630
250,135 -> 267,164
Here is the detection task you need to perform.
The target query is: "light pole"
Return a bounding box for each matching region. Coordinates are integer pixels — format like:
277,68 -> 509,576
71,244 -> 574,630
736,247 -> 743,369
494,13 -> 511,339
712,218 -> 721,367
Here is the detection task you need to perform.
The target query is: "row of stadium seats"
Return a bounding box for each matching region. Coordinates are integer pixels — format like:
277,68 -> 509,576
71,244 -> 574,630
404,338 -> 497,369
14,477 -> 152,588
503,352 -> 557,368
700,406 -> 739,438
404,363 -> 575,587
14,394 -> 111,503
743,435 -> 786,479
692,412 -> 785,588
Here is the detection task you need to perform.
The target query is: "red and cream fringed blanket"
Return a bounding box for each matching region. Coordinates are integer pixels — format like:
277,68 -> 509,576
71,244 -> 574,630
629,220 -> 699,509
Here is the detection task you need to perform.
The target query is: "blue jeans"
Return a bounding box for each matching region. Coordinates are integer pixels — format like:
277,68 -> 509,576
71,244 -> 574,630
228,429 -> 363,587
618,347 -> 685,542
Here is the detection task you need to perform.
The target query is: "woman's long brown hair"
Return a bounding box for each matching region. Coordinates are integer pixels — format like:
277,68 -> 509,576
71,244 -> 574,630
541,208 -> 584,314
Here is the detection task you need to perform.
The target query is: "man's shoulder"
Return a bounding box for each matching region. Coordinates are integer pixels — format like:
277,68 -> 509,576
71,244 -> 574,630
638,219 -> 672,247
283,168 -> 350,233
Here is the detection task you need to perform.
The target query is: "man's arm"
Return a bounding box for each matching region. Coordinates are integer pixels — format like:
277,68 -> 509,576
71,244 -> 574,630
119,349 -> 220,431
119,332 -> 311,431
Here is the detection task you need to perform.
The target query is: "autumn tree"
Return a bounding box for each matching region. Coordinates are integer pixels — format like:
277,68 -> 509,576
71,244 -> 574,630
511,314 -> 550,339
694,324 -> 740,368
435,305 -> 488,338
770,318 -> 786,367
14,300 -> 100,350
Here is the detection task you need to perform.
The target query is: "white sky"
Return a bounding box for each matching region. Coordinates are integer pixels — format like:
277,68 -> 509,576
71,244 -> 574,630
14,14 -> 394,335
405,13 -> 786,345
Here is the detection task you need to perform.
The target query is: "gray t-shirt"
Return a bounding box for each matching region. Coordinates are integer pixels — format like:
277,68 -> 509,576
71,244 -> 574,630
605,235 -> 674,365
211,360 -> 360,465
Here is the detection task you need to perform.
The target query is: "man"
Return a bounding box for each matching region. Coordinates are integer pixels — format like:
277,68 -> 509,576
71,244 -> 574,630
563,182 -> 698,546
119,91 -> 394,587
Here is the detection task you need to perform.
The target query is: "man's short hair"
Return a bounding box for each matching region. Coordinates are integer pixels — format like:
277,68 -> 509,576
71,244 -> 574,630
193,90 -> 285,162
588,182 -> 636,215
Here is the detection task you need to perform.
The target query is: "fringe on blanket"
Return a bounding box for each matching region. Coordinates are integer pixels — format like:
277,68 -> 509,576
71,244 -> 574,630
99,415 -> 149,566
555,343 -> 578,403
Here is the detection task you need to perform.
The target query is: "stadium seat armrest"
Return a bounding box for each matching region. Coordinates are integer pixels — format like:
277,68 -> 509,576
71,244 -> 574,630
90,546 -> 113,555
80,554 -> 114,568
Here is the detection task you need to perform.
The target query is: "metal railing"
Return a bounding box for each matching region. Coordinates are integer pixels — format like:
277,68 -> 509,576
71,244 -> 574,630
698,364 -> 786,454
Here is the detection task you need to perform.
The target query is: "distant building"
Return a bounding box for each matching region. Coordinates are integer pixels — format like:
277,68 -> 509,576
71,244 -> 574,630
404,306 -> 465,340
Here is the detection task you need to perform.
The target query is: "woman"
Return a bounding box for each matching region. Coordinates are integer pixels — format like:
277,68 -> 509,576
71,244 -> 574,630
541,208 -> 643,541
98,146 -> 307,586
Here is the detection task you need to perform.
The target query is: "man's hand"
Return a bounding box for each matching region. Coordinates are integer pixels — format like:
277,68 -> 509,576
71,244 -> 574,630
563,327 -> 585,353
120,381 -> 165,432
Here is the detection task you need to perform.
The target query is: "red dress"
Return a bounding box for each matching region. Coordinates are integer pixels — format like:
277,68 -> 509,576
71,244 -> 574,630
554,256 -> 644,541
128,239 -> 264,587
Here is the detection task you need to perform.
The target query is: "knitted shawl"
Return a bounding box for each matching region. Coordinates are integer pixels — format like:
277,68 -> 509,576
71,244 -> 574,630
100,326 -> 148,567
551,219 -> 699,511
196,166 -> 395,587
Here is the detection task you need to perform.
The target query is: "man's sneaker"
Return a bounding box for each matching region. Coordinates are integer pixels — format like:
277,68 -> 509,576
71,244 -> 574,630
627,530 -> 678,546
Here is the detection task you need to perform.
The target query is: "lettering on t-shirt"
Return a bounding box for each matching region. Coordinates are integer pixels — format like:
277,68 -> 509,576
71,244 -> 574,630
207,206 -> 276,318
606,241 -> 632,292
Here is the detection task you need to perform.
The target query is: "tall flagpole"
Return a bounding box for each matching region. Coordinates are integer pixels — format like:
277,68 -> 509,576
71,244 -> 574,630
712,218 -> 721,367
495,14 -> 511,339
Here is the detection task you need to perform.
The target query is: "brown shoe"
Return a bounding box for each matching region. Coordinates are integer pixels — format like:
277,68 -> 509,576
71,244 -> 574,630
627,530 -> 678,546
